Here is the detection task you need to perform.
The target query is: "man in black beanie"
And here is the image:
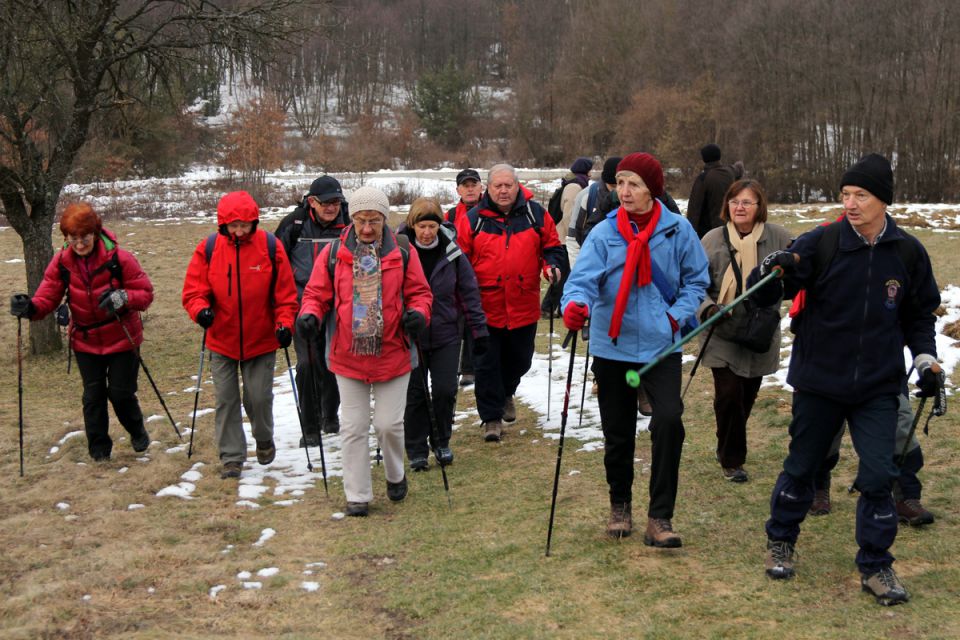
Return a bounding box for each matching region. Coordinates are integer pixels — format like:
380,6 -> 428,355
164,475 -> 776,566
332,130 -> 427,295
686,143 -> 737,238
748,153 -> 943,606
276,176 -> 350,443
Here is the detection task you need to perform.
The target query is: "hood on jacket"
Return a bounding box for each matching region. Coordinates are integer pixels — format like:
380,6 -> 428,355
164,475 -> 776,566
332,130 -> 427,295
217,191 -> 260,226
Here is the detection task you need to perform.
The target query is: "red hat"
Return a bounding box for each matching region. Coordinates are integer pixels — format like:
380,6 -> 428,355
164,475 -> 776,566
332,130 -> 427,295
216,191 -> 260,226
616,153 -> 664,199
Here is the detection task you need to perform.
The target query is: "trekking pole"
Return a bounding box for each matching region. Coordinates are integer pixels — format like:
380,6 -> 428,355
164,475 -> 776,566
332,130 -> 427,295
897,363 -> 945,466
414,339 -> 452,509
305,336 -> 329,497
111,311 -> 182,439
187,329 -> 207,459
578,322 -> 590,428
626,268 -> 784,386
547,282 -> 556,421
17,317 -> 24,477
545,329 -> 578,557
681,324 -> 717,400
282,345 -> 314,472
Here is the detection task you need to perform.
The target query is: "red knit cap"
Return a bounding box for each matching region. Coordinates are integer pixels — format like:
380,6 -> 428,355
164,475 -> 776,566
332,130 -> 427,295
616,153 -> 664,199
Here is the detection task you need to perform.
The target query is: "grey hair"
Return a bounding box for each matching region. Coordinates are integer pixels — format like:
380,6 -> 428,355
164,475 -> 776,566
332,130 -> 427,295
487,163 -> 517,182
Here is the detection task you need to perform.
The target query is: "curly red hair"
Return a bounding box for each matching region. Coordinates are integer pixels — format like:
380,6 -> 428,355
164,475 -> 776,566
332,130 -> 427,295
59,203 -> 102,238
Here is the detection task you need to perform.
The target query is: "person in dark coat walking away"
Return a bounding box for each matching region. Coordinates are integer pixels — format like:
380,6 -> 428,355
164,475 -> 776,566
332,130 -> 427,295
542,156 -> 592,317
752,153 -> 942,606
400,198 -> 488,471
182,191 -> 299,480
11,203 -> 155,461
687,143 -> 737,238
276,176 -> 349,444
453,164 -> 566,443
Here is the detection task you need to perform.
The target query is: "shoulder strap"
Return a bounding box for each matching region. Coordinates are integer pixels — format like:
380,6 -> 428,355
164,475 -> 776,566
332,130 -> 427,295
204,232 -> 218,263
396,233 -> 410,271
327,238 -> 341,279
265,231 -> 278,294
58,257 -> 71,304
894,234 -> 920,279
722,225 -> 743,296
811,221 -> 842,283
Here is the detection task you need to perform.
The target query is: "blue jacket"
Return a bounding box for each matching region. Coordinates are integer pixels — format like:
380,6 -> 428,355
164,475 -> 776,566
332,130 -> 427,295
561,203 -> 710,363
782,215 -> 939,402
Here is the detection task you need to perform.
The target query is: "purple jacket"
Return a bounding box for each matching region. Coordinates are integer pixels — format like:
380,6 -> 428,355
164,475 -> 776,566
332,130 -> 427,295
401,223 -> 488,350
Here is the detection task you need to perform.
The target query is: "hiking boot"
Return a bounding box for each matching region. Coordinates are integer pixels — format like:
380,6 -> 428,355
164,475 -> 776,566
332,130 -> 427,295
435,447 -> 454,466
502,396 -> 517,423
131,429 -> 150,453
861,567 -> 909,606
410,457 -> 429,472
644,518 -> 682,548
459,373 -> 475,387
220,461 -> 242,479
637,387 -> 653,417
322,417 -> 340,434
255,439 -> 276,465
765,540 -> 796,579
299,433 -> 320,448
346,502 -> 369,517
606,502 -> 633,538
897,499 -> 935,526
387,476 -> 408,502
483,420 -> 502,442
91,451 -> 111,462
809,488 -> 831,516
722,466 -> 749,483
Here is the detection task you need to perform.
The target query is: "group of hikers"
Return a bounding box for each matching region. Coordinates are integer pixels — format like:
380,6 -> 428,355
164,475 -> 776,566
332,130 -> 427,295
10,149 -> 946,607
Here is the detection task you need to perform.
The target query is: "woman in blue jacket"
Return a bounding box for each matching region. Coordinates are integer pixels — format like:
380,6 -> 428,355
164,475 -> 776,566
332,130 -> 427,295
561,153 -> 709,547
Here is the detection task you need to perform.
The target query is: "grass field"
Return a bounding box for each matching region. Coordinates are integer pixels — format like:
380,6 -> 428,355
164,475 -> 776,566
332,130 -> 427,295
0,207 -> 958,639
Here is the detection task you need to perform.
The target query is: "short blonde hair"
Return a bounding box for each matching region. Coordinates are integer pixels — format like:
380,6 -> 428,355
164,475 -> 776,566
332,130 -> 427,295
406,197 -> 444,228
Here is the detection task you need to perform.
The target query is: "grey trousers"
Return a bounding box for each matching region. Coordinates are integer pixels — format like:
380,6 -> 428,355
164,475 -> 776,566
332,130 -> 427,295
211,350 -> 276,464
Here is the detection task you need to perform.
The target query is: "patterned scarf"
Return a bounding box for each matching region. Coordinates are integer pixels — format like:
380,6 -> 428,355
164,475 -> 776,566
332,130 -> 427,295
350,240 -> 383,355
718,220 -> 764,304
608,200 -> 662,342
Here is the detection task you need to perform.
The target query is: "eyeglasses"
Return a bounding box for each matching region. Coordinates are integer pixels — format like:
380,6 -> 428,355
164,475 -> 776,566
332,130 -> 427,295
308,196 -> 342,207
65,233 -> 95,247
728,199 -> 758,208
354,218 -> 384,228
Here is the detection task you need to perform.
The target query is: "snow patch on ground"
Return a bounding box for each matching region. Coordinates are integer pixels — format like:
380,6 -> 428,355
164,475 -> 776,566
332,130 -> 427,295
301,581 -> 320,592
55,502 -> 70,511
256,567 -> 279,578
155,462 -> 204,499
252,528 -> 275,547
209,585 -> 226,600
128,504 -> 145,510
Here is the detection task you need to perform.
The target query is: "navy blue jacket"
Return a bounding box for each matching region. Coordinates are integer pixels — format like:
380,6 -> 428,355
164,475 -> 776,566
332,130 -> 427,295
400,224 -> 489,351
276,201 -> 350,298
782,215 -> 939,403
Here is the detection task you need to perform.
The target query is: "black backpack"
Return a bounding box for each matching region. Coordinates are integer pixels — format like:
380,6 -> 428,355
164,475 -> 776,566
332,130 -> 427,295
546,182 -> 566,224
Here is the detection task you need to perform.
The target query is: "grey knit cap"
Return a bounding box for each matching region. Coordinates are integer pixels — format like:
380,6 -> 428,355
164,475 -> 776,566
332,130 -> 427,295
348,186 -> 390,218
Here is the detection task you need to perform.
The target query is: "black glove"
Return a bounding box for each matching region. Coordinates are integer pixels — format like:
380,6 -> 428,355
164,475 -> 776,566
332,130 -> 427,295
402,310 -> 426,335
10,294 -> 33,319
296,313 -> 319,337
276,325 -> 292,348
916,360 -> 944,399
473,335 -> 489,357
759,250 -> 796,277
98,288 -> 128,313
197,308 -> 215,329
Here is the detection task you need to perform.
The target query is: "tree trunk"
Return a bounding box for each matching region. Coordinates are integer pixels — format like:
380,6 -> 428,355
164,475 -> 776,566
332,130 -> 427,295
21,216 -> 61,355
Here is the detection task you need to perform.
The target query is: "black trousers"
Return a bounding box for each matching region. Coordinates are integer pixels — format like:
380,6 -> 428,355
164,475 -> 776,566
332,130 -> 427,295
711,367 -> 762,468
592,353 -> 685,519
293,328 -> 340,435
473,323 -> 537,423
404,341 -> 460,459
75,349 -> 146,458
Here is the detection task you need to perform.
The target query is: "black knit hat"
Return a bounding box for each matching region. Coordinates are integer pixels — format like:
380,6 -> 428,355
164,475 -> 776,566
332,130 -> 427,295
840,153 -> 893,205
601,156 -> 623,185
308,176 -> 344,201
700,143 -> 722,163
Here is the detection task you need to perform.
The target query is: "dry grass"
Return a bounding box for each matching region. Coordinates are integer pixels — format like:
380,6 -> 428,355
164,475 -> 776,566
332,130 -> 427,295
0,212 -> 958,639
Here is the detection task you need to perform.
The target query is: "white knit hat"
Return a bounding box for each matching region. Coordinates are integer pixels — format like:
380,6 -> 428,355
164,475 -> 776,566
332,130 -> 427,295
348,186 -> 390,218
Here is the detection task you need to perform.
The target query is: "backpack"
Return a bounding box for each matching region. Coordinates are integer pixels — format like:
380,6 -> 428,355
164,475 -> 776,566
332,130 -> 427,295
574,182 -> 602,245
546,182 -> 566,224
325,233 -> 410,279
204,230 -> 280,295
468,202 -> 544,238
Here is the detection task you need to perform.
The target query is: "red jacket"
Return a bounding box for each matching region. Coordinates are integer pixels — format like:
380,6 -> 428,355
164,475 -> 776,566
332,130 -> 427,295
454,189 -> 564,328
182,193 -> 298,361
31,229 -> 153,355
299,227 -> 433,383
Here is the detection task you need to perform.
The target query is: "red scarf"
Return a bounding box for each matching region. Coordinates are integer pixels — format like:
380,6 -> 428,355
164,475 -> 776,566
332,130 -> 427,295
608,201 -> 661,341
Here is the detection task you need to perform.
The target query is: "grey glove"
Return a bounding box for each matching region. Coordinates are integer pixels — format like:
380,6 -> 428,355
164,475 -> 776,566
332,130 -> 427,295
98,289 -> 128,313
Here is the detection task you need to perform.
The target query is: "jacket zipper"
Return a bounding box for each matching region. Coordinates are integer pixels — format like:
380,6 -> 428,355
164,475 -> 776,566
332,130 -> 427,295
853,245 -> 874,387
227,263 -> 232,296
235,239 -> 245,361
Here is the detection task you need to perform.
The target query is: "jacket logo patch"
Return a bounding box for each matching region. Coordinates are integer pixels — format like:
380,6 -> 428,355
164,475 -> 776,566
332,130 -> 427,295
249,264 -> 263,272
883,279 -> 901,310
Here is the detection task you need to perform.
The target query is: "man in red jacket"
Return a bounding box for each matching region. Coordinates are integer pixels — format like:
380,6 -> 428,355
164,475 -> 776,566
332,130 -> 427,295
182,191 -> 298,479
454,164 -> 566,442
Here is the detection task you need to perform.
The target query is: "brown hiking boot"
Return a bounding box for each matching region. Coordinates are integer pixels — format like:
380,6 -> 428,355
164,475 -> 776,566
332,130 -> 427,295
606,502 -> 632,538
765,539 -> 796,579
502,396 -> 517,423
809,488 -> 831,516
483,420 -> 502,442
722,466 -> 749,483
220,461 -> 242,479
897,499 -> 934,526
256,439 -> 276,465
644,518 -> 682,548
861,567 -> 909,606
637,387 -> 653,417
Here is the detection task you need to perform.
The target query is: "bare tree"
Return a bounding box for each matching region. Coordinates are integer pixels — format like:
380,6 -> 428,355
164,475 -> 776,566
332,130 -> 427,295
0,0 -> 315,353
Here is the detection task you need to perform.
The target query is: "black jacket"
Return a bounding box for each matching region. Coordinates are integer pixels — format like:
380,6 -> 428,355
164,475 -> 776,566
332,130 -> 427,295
686,161 -> 737,238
